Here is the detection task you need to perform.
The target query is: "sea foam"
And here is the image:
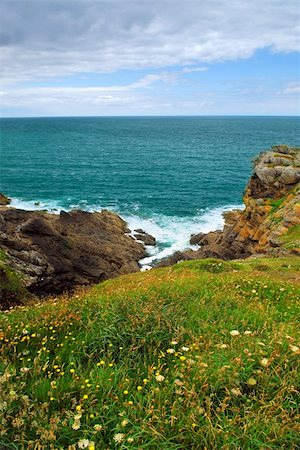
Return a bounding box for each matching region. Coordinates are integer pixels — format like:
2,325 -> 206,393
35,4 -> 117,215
8,197 -> 242,269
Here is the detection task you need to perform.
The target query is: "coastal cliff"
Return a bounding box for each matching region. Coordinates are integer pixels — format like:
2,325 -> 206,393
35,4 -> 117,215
0,208 -> 146,307
159,145 -> 300,266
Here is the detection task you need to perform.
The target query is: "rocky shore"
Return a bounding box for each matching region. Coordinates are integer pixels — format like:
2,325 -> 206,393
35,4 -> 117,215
158,145 -> 300,266
1,145 -> 299,307
0,206 -> 151,307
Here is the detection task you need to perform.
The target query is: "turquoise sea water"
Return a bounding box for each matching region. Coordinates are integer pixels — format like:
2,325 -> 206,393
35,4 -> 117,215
1,116 -> 299,264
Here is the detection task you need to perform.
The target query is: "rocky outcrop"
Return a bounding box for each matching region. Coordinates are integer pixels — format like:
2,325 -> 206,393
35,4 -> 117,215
0,208 -> 146,305
133,229 -> 156,246
158,145 -> 300,266
0,193 -> 11,205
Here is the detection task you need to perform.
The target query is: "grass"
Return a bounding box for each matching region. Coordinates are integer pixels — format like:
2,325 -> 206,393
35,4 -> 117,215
280,225 -> 300,250
0,250 -> 28,307
0,257 -> 299,449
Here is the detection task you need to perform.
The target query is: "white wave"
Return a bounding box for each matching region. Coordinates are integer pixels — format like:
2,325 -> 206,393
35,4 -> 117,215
7,197 -> 243,269
123,204 -> 243,267
9,198 -> 62,213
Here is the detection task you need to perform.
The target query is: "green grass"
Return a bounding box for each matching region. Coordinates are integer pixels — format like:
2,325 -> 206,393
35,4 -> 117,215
280,225 -> 300,250
0,258 -> 299,449
0,250 -> 28,305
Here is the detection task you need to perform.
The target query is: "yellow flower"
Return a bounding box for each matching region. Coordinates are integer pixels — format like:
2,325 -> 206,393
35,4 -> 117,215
127,401 -> 133,405
123,390 -> 128,395
121,419 -> 128,427
137,385 -> 142,391
179,356 -> 186,361
76,405 -> 82,411
83,394 -> 88,400
72,420 -> 81,430
70,368 -> 75,373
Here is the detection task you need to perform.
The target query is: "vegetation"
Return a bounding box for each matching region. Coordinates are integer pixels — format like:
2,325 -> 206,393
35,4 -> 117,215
280,225 -> 300,250
0,250 -> 28,307
0,258 -> 299,449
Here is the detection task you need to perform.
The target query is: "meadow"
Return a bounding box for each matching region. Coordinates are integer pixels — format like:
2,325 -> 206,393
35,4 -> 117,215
0,258 -> 299,449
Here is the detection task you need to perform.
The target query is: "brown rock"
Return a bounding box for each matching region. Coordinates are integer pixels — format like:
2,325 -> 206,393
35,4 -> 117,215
0,208 -> 147,304
0,193 -> 11,205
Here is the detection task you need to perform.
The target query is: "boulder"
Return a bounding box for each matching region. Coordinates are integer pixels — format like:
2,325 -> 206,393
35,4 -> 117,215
0,193 -> 11,206
134,230 -> 156,246
0,208 -> 147,305
190,232 -> 205,245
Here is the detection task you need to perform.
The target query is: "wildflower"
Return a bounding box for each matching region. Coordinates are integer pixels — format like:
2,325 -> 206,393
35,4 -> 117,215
123,390 -> 128,395
78,439 -> 90,448
290,345 -> 299,353
230,330 -> 240,336
247,377 -> 257,386
231,387 -> 242,396
181,346 -> 189,352
20,367 -> 30,373
121,418 -> 129,427
260,358 -> 269,367
127,437 -> 134,443
143,378 -> 149,384
72,420 -> 81,430
127,401 -> 133,405
76,405 -> 82,411
166,348 -> 175,354
137,385 -> 142,391
155,374 -> 165,382
83,394 -> 88,400
244,330 -> 252,335
171,340 -> 178,345
179,356 -> 186,361
70,369 -> 75,373
94,424 -> 103,431
113,433 -> 125,443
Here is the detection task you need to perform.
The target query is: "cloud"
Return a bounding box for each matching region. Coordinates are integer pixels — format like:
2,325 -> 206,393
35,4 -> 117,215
278,82 -> 300,95
182,67 -> 208,74
0,0 -> 299,84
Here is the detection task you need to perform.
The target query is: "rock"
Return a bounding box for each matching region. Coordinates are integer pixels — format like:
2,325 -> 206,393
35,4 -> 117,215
156,251 -> 191,267
0,193 -> 11,205
134,230 -> 156,246
0,208 -> 147,305
190,232 -> 205,245
155,145 -> 300,268
277,167 -> 300,185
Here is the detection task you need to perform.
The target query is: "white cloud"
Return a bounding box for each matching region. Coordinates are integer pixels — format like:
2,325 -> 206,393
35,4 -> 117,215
0,0 -> 299,85
278,82 -> 300,95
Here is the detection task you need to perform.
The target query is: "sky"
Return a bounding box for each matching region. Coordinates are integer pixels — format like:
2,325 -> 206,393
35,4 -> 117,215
0,0 -> 299,117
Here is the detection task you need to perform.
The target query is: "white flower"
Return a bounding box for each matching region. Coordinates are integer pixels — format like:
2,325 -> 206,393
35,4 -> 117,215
78,439 -> 90,448
166,348 -> 175,354
113,433 -> 125,443
230,330 -> 240,336
171,340 -> 178,345
155,374 -> 165,382
260,358 -> 269,367
181,346 -> 189,352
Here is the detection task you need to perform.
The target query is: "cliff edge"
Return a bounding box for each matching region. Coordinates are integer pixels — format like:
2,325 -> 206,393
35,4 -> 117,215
158,145 -> 300,266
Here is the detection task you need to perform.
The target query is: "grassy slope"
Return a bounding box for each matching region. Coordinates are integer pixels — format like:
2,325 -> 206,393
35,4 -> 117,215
0,258 -> 299,450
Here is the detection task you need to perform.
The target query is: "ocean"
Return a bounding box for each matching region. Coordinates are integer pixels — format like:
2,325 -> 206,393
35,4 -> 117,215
1,116 -> 299,265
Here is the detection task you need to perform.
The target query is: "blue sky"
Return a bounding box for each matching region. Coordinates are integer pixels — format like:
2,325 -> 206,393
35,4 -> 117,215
0,1 -> 299,117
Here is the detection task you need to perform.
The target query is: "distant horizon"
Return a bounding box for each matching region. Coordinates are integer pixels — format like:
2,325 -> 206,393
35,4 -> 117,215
1,114 -> 300,120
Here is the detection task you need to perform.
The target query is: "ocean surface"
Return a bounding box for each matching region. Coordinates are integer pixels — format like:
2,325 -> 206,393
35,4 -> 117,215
1,116 -> 299,266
